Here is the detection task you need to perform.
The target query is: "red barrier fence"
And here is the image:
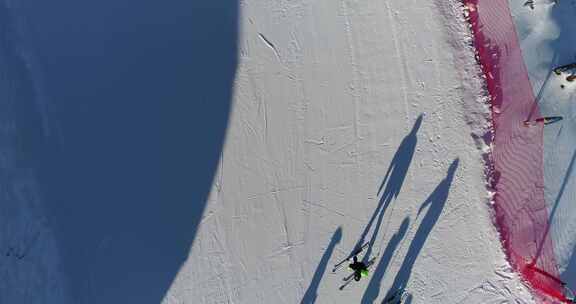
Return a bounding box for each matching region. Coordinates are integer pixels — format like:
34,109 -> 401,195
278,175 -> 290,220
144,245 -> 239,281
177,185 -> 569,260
462,1 -> 567,302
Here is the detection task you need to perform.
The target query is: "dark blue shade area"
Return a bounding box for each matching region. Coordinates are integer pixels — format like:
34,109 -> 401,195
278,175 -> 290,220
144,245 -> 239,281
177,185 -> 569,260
16,0 -> 238,303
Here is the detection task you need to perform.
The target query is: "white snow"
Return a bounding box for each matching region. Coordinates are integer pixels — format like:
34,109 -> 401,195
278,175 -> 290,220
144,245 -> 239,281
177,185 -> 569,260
509,0 -> 576,289
165,0 -> 536,303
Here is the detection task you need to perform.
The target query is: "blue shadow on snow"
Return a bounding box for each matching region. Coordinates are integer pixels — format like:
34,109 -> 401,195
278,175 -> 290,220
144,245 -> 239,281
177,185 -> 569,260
549,0 -> 576,289
361,217 -> 410,304
352,114 -> 423,264
300,227 -> 342,304
15,0 -> 238,303
382,159 -> 459,303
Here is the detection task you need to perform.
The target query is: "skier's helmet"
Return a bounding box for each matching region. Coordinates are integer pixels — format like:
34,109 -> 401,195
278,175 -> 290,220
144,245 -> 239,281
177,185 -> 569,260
361,269 -> 369,277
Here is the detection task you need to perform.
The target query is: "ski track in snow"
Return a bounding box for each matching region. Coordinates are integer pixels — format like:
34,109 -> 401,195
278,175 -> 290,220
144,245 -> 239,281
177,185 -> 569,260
165,0 -> 535,303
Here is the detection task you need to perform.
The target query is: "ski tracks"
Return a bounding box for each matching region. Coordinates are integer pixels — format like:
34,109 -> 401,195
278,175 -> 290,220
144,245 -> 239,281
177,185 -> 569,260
384,1 -> 412,129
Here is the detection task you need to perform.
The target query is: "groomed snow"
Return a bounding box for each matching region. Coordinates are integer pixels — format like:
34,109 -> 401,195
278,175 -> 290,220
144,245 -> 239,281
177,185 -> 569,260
165,0 -> 535,303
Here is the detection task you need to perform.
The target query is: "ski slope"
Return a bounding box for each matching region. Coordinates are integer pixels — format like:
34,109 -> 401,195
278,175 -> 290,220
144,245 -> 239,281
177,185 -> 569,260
3,0 -> 558,302
0,1 -> 71,303
164,0 -> 535,303
508,0 -> 576,298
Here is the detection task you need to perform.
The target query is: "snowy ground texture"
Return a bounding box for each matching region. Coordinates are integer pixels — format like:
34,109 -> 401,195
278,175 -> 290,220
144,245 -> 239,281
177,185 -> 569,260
0,1 -> 71,303
4,0 -> 569,302
509,0 -> 576,294
165,0 -> 536,303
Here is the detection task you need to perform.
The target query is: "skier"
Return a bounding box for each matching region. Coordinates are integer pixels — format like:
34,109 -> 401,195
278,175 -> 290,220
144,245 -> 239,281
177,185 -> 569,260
348,256 -> 369,281
334,241 -> 378,290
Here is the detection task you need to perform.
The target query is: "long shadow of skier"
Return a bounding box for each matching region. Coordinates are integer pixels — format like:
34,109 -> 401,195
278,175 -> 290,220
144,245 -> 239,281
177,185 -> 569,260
361,218 -> 410,304
548,148 -> 576,287
382,159 -> 459,303
300,227 -> 342,304
527,61 -> 558,122
534,148 -> 576,264
523,148 -> 576,292
351,114 -> 423,264
545,0 -> 576,289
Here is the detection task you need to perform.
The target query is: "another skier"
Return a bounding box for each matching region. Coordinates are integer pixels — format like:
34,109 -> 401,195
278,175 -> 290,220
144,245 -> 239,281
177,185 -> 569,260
348,256 -> 369,281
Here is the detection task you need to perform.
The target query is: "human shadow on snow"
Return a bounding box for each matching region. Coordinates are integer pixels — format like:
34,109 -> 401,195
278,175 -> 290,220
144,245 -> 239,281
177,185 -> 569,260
382,159 -> 459,303
300,227 -> 342,304
351,114 -> 423,265
361,218 -> 409,304
534,149 -> 576,265
548,0 -> 576,289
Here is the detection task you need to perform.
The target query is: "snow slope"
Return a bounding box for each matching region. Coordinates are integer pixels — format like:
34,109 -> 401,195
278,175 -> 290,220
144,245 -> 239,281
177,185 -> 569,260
9,0 -> 238,302
0,1 -> 71,303
165,0 -> 535,303
509,0 -> 576,294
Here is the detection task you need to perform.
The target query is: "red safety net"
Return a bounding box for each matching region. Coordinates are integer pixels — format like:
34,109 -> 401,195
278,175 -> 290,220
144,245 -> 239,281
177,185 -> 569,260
462,0 -> 568,302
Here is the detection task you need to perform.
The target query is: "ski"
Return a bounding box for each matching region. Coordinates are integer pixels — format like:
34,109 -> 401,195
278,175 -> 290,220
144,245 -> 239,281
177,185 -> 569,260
332,241 -> 369,273
523,116 -> 563,126
338,254 -> 378,290
342,271 -> 356,283
554,62 -> 576,75
383,289 -> 407,303
338,274 -> 355,290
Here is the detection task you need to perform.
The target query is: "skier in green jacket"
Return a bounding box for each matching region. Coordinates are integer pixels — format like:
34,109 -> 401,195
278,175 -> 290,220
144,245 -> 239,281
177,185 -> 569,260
348,256 -> 369,281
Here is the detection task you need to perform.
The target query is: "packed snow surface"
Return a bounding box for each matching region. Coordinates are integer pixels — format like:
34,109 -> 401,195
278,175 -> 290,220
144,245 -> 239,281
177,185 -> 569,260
3,0 -> 560,302
165,0 -> 535,303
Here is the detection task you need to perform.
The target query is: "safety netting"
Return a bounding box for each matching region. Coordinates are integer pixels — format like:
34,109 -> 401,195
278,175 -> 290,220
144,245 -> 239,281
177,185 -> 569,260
462,0 -> 569,302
